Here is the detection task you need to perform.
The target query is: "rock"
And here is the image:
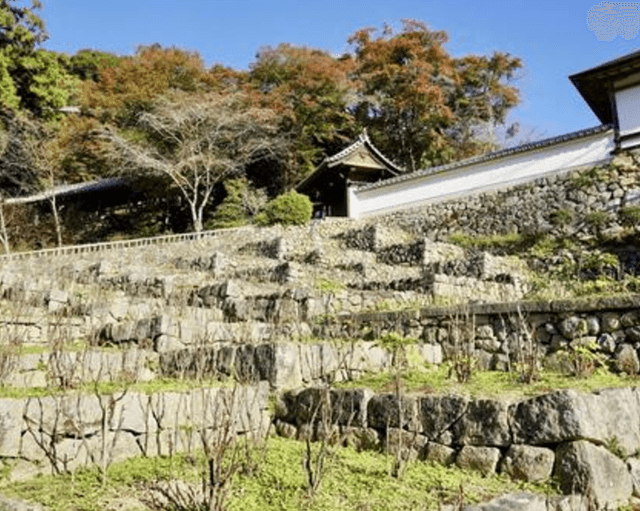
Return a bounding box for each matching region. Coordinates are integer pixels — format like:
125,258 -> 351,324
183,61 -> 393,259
616,343 -> 640,374
628,457 -> 640,497
597,333 -> 617,354
330,389 -> 373,427
0,493 -> 46,511
452,399 -> 511,446
220,280 -> 242,299
0,399 -> 23,457
456,445 -> 501,476
342,427 -> 379,451
627,327 -> 640,343
271,343 -> 302,389
471,492 -> 549,511
554,440 -> 632,509
420,395 -> 468,441
367,393 -> 420,431
585,316 -> 600,336
383,428 -> 428,461
499,445 -> 555,483
425,442 -> 456,466
558,316 -> 588,339
601,312 -> 621,332
475,325 -> 495,340
510,388 -> 640,456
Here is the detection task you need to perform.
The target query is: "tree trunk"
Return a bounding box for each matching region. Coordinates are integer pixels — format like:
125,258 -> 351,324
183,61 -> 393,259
50,194 -> 62,247
0,201 -> 10,254
189,202 -> 202,232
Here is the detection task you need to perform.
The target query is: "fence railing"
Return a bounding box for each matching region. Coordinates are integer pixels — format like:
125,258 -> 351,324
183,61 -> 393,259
0,227 -> 245,261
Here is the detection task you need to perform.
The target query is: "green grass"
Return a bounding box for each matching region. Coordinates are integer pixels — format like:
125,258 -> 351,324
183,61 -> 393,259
447,232 -> 525,252
0,377 -> 231,399
1,436 -> 554,511
314,277 -> 346,293
335,365 -> 639,399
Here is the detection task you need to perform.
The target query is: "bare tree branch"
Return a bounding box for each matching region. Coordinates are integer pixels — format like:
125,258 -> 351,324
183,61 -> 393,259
101,91 -> 290,231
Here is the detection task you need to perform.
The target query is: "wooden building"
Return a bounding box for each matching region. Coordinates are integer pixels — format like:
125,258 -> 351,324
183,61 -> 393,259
295,132 -> 403,217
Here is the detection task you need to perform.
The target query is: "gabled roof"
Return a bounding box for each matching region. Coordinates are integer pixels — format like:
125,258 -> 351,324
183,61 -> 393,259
354,124 -> 613,192
296,132 -> 403,192
570,49 -> 640,124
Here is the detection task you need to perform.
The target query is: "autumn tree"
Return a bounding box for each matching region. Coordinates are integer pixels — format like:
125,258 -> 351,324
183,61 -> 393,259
249,44 -> 357,188
81,45 -> 230,124
67,49 -> 121,82
348,20 -> 521,171
102,91 -> 290,232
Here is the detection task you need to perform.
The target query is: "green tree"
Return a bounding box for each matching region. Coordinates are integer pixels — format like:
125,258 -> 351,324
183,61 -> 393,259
0,1 -> 78,117
67,48 -> 121,82
347,20 -> 521,171
207,177 -> 266,229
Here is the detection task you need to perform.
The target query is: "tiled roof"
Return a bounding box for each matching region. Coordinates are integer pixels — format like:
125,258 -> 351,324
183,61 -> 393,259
296,131 -> 403,191
324,131 -> 404,173
354,124 -> 613,192
570,49 -> 640,124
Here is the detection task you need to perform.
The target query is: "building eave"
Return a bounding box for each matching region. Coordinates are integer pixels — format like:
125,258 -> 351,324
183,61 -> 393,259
354,124 -> 614,192
295,131 -> 403,192
570,50 -> 640,124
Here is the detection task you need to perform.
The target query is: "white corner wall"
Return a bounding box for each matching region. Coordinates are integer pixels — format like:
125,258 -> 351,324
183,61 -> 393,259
349,129 -> 615,218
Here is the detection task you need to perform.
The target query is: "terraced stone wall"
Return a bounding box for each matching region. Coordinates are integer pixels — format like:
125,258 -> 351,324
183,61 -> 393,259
0,383 -> 269,482
275,386 -> 640,509
371,152 -> 640,241
316,295 -> 640,373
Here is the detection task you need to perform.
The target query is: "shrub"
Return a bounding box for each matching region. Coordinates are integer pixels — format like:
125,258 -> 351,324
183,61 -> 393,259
619,205 -> 640,227
550,209 -> 573,227
255,190 -> 312,227
207,178 -> 267,229
585,210 -> 610,229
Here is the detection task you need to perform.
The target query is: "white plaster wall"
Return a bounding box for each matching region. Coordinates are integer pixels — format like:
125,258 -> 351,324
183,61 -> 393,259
349,129 -> 614,218
616,84 -> 640,134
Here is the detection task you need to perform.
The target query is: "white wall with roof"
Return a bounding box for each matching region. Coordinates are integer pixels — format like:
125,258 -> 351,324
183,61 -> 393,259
348,127 -> 615,219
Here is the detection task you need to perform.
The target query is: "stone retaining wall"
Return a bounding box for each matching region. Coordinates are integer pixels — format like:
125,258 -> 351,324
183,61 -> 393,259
373,154 -> 640,241
316,295 -> 640,373
0,383 -> 269,482
275,386 -> 640,509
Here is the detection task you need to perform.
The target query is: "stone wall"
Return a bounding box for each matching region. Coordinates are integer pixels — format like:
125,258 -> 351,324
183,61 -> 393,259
275,386 -> 640,509
0,383 -> 269,482
316,295 -> 640,374
369,154 -> 640,241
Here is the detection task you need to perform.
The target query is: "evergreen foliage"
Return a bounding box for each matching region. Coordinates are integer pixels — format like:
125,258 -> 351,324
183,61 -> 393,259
255,190 -> 313,226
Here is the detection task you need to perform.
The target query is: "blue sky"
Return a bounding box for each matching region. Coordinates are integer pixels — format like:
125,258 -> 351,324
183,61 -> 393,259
41,0 -> 640,142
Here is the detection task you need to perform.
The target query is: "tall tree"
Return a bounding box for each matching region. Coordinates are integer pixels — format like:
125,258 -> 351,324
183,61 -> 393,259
249,44 -> 357,187
102,91 -> 290,232
348,20 -> 521,171
81,45 -> 229,124
0,1 -> 78,117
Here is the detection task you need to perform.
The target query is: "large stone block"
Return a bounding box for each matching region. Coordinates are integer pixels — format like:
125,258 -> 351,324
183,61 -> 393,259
456,445 -> 501,476
554,440 -> 632,509
0,398 -> 23,457
420,394 -> 468,441
452,398 -> 511,446
367,393 -> 420,431
510,388 -> 640,456
271,342 -> 302,389
500,445 -> 555,483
